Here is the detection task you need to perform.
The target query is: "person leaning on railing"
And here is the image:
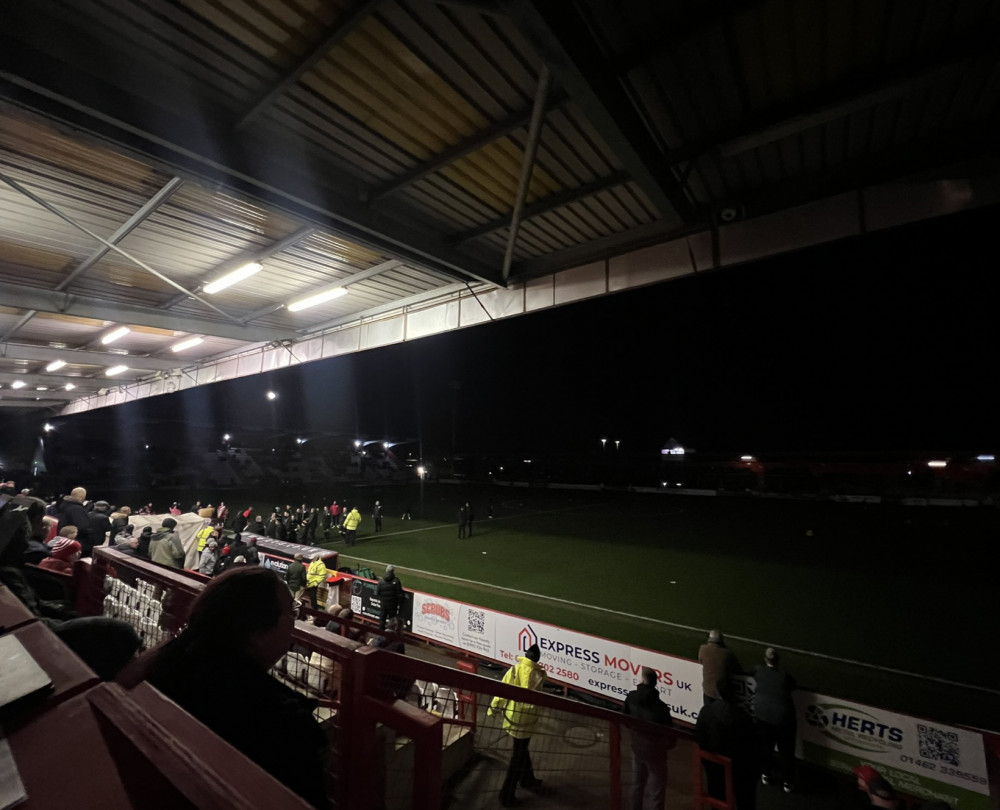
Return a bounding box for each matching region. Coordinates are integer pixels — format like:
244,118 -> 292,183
118,567 -> 328,808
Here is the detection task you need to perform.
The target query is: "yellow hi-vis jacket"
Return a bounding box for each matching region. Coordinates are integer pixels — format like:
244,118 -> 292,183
306,558 -> 328,588
343,508 -> 362,531
195,526 -> 215,552
488,656 -> 545,738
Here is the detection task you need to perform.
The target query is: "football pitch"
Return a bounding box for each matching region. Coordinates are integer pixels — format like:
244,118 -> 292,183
301,483 -> 995,729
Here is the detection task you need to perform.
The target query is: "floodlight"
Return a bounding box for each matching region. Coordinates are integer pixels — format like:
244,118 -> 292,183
11,380 -> 26,389
65,383 -> 76,391
266,390 -> 278,400
101,326 -> 130,345
204,262 -> 262,294
45,359 -> 67,372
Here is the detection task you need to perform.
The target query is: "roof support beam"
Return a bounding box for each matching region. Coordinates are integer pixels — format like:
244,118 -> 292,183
0,371 -> 103,389
241,258 -> 403,324
0,343 -> 177,372
1,176 -> 185,343
0,23 -> 505,287
0,400 -> 65,409
453,171 -> 630,244
500,0 -> 696,225
373,91 -> 570,201
0,282 -> 297,344
502,65 -> 550,282
0,169 -> 245,324
300,282 -> 468,335
162,225 -> 317,310
0,387 -> 79,401
235,0 -> 385,130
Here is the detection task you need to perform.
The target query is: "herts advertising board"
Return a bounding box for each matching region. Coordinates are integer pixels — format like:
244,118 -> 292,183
794,692 -> 990,809
410,593 -> 704,721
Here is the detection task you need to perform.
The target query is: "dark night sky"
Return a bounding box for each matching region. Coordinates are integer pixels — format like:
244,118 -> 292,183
5,204 -> 1000,467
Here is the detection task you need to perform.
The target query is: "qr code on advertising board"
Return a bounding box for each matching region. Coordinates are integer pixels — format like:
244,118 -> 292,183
466,609 -> 485,634
917,724 -> 960,766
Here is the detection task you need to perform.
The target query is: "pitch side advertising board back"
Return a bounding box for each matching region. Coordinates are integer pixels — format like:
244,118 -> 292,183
793,691 -> 990,809
410,592 -> 705,722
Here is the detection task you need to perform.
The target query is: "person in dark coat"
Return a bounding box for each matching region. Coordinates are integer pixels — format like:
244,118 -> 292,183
376,564 -> 404,630
118,568 -> 327,808
285,553 -> 307,599
135,526 -> 154,559
696,676 -> 758,810
86,500 -> 112,553
623,667 -> 674,810
753,647 -> 797,793
56,487 -> 91,553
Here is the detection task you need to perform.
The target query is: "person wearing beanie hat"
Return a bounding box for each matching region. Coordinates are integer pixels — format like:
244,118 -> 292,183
198,538 -> 220,577
623,666 -> 674,810
489,643 -> 547,806
135,525 -> 154,559
753,647 -> 797,793
377,564 -> 405,630
698,628 -> 741,706
39,537 -> 82,574
149,517 -> 185,569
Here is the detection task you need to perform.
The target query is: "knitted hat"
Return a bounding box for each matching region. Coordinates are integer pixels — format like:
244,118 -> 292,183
525,643 -> 541,662
50,537 -> 82,561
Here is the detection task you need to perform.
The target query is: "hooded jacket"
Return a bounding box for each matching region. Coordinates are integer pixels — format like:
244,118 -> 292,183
56,495 -> 90,550
377,570 -> 404,610
489,655 -> 546,739
343,508 -> 362,531
306,558 -> 328,588
150,528 -> 185,568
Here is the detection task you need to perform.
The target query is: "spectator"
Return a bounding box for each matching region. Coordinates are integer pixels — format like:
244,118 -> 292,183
119,568 -> 327,808
169,501 -> 182,515
489,643 -> 546,807
109,505 -> 131,536
304,556 -> 328,611
251,515 -> 266,536
286,553 -> 307,600
376,564 -> 404,630
458,503 -> 469,539
199,539 -> 219,576
325,607 -> 361,642
56,487 -> 91,552
753,647 -> 796,793
304,507 -> 319,544
623,667 -> 674,810
85,500 -> 112,553
695,676 -> 757,810
195,524 -> 217,553
149,517 -> 185,569
113,530 -> 142,557
329,500 -> 341,528
136,526 -> 154,559
216,501 -> 229,527
699,629 -> 741,706
39,537 -> 82,574
866,777 -> 901,809
52,525 -> 78,542
138,503 -> 154,515
372,501 -> 383,533
245,536 -> 260,566
41,514 -> 59,544
342,506 -> 361,546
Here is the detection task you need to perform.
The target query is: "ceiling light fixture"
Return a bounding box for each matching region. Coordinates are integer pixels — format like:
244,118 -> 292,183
101,326 -> 130,345
171,336 -> 204,352
287,286 -> 347,312
46,359 -> 67,372
106,365 -> 129,377
203,262 -> 263,294
65,383 -> 76,391
11,380 -> 26,389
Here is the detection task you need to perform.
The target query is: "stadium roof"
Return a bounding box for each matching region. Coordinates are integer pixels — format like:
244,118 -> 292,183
1,0 -> 998,415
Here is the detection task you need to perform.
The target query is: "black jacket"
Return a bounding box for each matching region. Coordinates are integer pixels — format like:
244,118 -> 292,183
87,510 -> 112,553
56,497 -> 91,549
377,573 -> 404,610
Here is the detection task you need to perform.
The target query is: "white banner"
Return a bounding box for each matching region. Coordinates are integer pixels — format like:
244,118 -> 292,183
409,592 -> 704,721
794,691 -> 990,809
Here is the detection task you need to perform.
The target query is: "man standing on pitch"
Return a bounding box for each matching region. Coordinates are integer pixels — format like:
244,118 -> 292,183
623,667 -> 674,810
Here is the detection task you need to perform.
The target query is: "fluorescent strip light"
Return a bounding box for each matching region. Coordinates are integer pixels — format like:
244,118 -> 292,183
203,262 -> 262,294
106,365 -> 129,377
927,460 -> 947,468
36,386 -> 48,391
101,326 -> 130,345
287,286 -> 347,312
65,383 -> 76,391
11,380 -> 26,389
46,359 -> 67,372
171,336 -> 204,353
